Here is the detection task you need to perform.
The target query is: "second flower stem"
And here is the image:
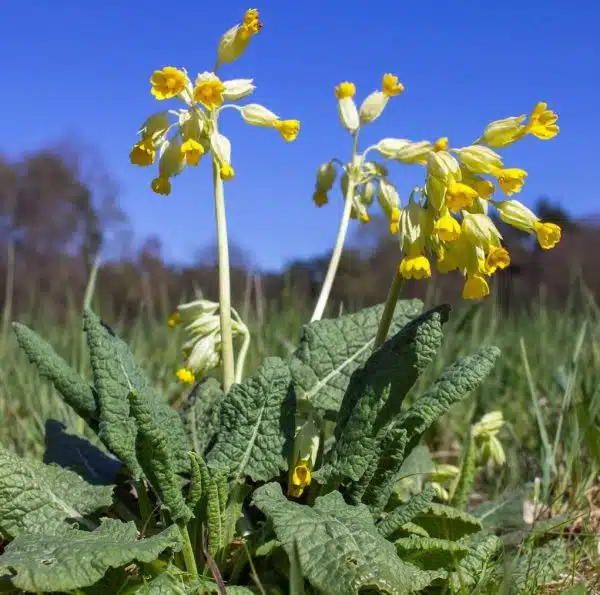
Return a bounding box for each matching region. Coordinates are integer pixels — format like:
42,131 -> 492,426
373,268 -> 404,349
310,133 -> 359,323
212,160 -> 235,393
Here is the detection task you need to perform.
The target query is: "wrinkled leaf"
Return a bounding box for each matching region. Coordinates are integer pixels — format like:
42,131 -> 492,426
0,519 -> 181,592
129,391 -> 191,523
290,300 -> 423,412
411,503 -> 482,541
253,482 -> 443,595
317,308 -> 447,484
449,533 -> 501,590
84,310 -> 190,476
181,377 -> 223,457
12,322 -> 99,428
207,357 -> 295,483
378,485 -> 436,539
0,447 -> 113,538
395,536 -> 470,570
364,347 -> 500,512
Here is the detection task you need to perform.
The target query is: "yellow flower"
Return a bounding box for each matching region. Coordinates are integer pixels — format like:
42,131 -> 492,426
129,139 -> 156,167
533,221 -> 561,249
193,73 -> 225,109
288,463 -> 311,498
462,275 -> 490,300
382,73 -> 404,97
150,67 -> 188,100
220,163 -> 235,180
446,181 -> 478,212
216,8 -> 262,67
434,211 -> 461,242
433,137 -> 449,151
359,211 -> 370,224
181,138 -> 205,166
273,119 -> 300,141
335,82 -> 356,99
480,115 -> 527,148
335,82 -> 359,132
389,206 -> 401,234
167,312 -> 181,327
313,190 -> 328,207
485,246 -> 510,274
494,168 -> 527,196
399,254 -> 432,280
151,176 -> 172,196
526,102 -> 559,140
460,168 -> 495,199
176,367 -> 196,385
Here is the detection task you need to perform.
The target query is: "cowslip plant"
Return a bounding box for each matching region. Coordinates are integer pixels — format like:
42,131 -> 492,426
0,7 -> 565,595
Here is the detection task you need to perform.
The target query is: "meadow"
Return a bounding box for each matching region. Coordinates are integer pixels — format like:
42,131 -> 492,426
1,274 -> 599,593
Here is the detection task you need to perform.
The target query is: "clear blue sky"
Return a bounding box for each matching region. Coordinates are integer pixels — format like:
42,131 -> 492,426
1,0 -> 598,271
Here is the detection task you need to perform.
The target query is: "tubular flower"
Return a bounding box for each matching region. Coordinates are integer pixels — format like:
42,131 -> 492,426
193,72 -> 225,109
461,212 -> 502,251
485,246 -> 510,274
335,81 -> 359,132
150,67 -> 189,100
240,104 -> 300,140
493,167 -> 527,196
151,176 -> 172,196
462,274 -> 490,300
216,8 -> 262,67
130,139 -> 156,167
533,221 -> 561,249
525,102 -> 559,140
426,151 -> 461,211
446,181 -> 478,212
434,210 -> 461,242
176,368 -> 195,385
399,251 -> 431,279
272,119 -> 300,141
377,138 -> 433,164
288,411 -> 320,498
457,145 -> 503,175
382,73 -> 404,97
460,168 -> 495,199
480,115 -> 527,148
181,138 -> 205,166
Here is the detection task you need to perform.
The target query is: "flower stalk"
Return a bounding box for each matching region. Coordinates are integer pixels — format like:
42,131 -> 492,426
212,159 -> 236,393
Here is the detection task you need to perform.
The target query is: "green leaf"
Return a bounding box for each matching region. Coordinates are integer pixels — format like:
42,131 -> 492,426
506,538 -> 568,592
253,482 -> 444,595
181,377 -> 223,457
289,300 -> 423,412
43,419 -> 122,486
395,536 -> 470,570
317,308 -> 447,484
378,485 -> 436,539
128,391 -> 192,523
84,310 -> 190,476
450,431 -> 476,510
471,487 -> 528,531
411,503 -> 482,541
364,346 -> 500,512
207,357 -> 295,483
449,533 -> 501,590
0,447 -> 113,539
0,518 -> 181,592
12,322 -> 99,429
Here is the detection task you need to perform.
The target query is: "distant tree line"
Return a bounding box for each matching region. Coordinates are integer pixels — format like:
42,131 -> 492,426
1,141 -> 599,324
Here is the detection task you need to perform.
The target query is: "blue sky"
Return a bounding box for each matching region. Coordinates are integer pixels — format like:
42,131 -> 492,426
1,0 -> 598,271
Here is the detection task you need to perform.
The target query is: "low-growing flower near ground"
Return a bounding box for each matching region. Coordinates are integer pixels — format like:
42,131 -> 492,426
168,297 -> 249,385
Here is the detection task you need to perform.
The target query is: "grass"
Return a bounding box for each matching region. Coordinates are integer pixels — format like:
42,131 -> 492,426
1,280 -> 600,592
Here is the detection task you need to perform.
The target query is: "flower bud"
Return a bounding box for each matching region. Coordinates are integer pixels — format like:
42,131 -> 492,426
335,82 -> 359,133
480,114 -> 527,148
223,78 -> 256,100
457,145 -> 503,175
359,91 -> 389,125
377,138 -> 433,164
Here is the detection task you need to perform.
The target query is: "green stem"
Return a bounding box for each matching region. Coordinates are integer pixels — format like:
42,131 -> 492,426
373,269 -> 404,349
235,329 -> 251,384
310,133 -> 359,322
137,480 -> 153,528
178,521 -> 199,578
212,159 -> 235,393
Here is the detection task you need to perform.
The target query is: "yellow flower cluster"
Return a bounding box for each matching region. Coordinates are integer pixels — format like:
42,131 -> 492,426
314,90 -> 561,300
129,9 -> 299,195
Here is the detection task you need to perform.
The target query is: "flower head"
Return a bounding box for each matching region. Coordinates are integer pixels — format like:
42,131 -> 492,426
216,8 -> 262,67
193,72 -> 225,109
526,102 -> 559,140
150,67 -> 188,100
494,167 -> 527,196
382,73 -> 404,97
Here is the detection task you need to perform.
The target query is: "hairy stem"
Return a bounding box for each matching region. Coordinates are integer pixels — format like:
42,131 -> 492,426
373,269 -> 404,349
310,133 -> 359,322
235,329 -> 251,384
212,160 -> 235,393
